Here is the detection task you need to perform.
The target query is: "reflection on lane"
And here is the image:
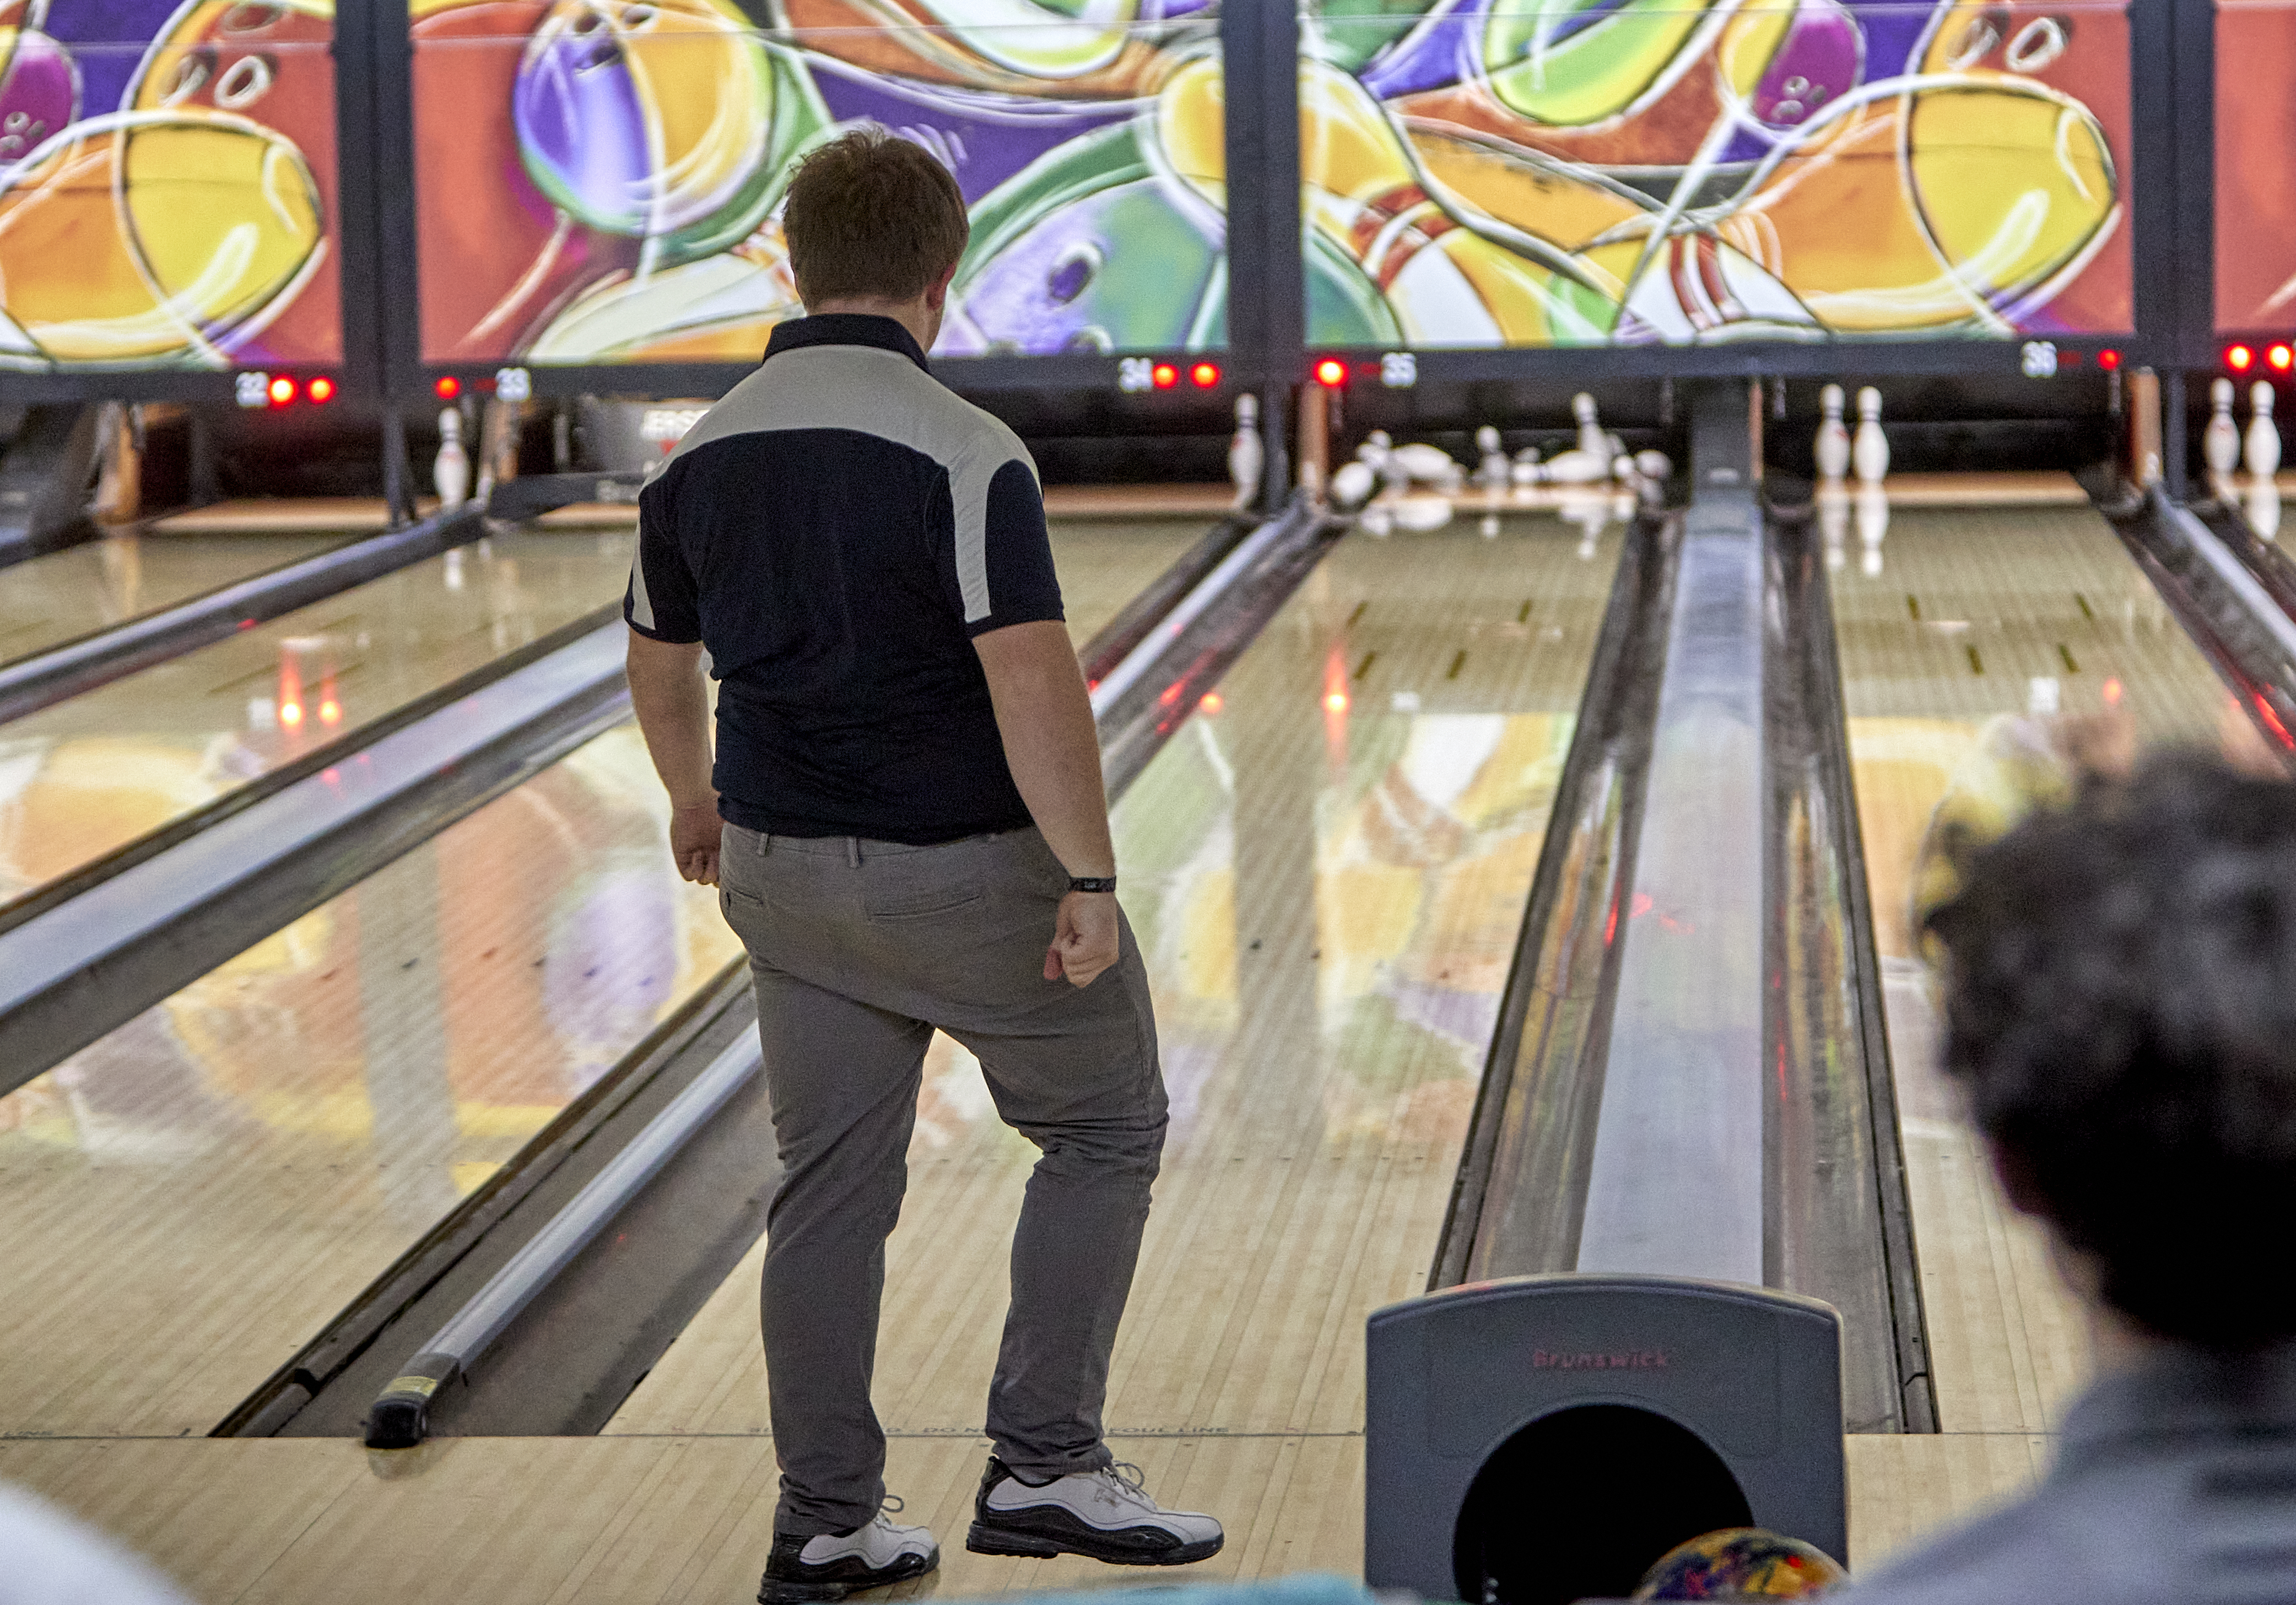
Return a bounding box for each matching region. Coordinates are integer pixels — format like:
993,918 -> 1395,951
604,510 -> 1627,1440
0,530 -> 639,907
0,529 -> 354,668
1832,502 -> 2258,1436
0,523 -> 1197,1439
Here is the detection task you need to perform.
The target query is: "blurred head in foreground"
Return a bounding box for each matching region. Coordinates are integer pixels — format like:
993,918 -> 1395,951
1845,754 -> 2296,1605
1926,753 -> 2296,1350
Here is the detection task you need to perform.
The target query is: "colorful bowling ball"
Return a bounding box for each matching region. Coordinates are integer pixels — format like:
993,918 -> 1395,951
0,23 -> 77,164
512,0 -> 779,252
0,110 -> 323,364
1717,0 -> 1863,131
1633,1527 -> 1848,1600
1479,0 -> 1719,127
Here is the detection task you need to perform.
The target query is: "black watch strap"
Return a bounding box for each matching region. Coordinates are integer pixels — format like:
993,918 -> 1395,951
1068,875 -> 1118,894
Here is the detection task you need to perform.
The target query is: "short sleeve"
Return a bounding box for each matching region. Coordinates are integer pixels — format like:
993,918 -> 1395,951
956,456 -> 1065,638
625,475 -> 701,644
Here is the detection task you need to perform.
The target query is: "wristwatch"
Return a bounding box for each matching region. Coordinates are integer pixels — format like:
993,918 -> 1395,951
1068,876 -> 1118,894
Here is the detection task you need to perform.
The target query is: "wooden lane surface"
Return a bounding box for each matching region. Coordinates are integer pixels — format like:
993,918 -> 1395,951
0,531 -> 353,669
0,530 -> 642,905
0,529 -> 1195,1444
1829,500 -> 2244,1441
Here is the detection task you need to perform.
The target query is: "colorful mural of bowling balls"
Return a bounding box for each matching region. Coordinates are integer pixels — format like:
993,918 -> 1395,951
0,109 -> 324,365
0,22 -> 78,162
512,0 -> 791,256
775,0 -> 1209,96
1633,1527 -> 1848,1599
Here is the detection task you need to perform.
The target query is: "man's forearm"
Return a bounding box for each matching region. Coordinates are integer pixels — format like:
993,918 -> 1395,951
626,636 -> 715,808
978,624 -> 1115,878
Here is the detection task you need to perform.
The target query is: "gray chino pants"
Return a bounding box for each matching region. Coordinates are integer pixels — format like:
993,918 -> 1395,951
717,822 -> 1168,1538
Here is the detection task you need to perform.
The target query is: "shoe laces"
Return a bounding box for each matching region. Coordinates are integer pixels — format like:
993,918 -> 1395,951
1091,1462 -> 1154,1511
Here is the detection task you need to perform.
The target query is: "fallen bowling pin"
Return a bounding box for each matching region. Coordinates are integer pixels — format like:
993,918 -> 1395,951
1634,450 -> 1673,484
1330,458 -> 1377,511
1391,442 -> 1463,488
1539,448 -> 1612,485
435,408 -> 470,509
1510,447 -> 1543,488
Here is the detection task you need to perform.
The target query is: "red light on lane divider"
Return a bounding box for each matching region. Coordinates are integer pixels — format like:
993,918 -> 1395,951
1189,361 -> 1220,389
2271,344 -> 2295,374
1314,358 -> 1347,388
2098,348 -> 2122,371
280,701 -> 304,727
2228,344 -> 2256,374
267,375 -> 296,407
435,375 -> 462,399
1150,362 -> 1179,391
308,376 -> 336,404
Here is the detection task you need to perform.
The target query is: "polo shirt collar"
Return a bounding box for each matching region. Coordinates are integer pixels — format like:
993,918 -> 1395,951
764,314 -> 930,371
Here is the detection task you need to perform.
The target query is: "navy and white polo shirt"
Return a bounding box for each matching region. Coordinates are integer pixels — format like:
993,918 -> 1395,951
623,314 -> 1063,844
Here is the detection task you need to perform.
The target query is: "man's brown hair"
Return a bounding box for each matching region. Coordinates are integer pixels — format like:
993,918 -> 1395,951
784,128 -> 970,305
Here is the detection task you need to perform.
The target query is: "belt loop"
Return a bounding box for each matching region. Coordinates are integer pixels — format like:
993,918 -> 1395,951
847,836 -> 861,868
759,831 -> 771,856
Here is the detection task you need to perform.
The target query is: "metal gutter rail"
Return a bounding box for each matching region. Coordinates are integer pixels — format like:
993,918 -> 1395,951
0,504 -> 488,727
0,624 -> 627,1090
365,1036 -> 764,1448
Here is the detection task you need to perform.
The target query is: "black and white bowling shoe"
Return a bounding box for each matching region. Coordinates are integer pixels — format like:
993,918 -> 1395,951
966,1457 -> 1223,1565
758,1507 -> 939,1602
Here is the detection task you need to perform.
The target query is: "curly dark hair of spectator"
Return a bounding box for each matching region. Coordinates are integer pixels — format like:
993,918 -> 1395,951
1923,752 -> 2296,1348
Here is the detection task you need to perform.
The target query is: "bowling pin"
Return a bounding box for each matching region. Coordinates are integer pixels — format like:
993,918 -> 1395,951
2204,378 -> 2242,485
435,409 -> 470,510
1814,384 -> 1851,483
1573,392 -> 1606,459
1540,448 -> 1612,485
1511,447 -> 1543,488
1391,442 -> 1463,489
1856,483 -> 1889,576
1229,393 -> 1263,510
1852,387 -> 1889,486
1634,450 -> 1673,485
1358,429 -> 1396,488
1474,425 -> 1510,488
1330,458 -> 1377,511
2248,383 -> 2283,480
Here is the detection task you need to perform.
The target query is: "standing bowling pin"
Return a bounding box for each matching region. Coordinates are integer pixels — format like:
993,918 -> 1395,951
435,408 -> 470,509
1573,392 -> 1606,460
1475,425 -> 1510,488
1229,393 -> 1263,510
1814,384 -> 1851,483
2248,382 -> 2282,480
2205,378 -> 2243,484
1852,386 -> 1889,486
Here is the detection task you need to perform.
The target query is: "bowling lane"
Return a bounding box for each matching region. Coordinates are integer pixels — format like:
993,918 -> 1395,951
0,521 -> 1201,1440
602,509 -> 1627,1577
0,529 -> 356,667
0,529 -> 640,910
1830,500 -> 2255,1436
